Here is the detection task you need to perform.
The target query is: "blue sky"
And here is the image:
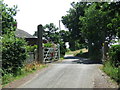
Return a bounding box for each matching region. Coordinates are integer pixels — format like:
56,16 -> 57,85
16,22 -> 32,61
4,0 -> 79,35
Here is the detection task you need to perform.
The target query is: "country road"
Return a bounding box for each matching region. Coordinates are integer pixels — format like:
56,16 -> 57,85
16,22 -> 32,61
16,55 -> 118,88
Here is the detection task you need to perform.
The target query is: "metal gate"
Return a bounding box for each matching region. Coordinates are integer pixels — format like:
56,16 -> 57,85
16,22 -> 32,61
43,47 -> 60,62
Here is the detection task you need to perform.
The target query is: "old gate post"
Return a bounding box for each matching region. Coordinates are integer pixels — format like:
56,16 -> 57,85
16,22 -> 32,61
57,44 -> 60,60
103,41 -> 109,61
37,24 -> 44,63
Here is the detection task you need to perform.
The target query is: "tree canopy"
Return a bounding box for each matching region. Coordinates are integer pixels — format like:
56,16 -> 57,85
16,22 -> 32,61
62,1 -> 120,61
1,2 -> 18,35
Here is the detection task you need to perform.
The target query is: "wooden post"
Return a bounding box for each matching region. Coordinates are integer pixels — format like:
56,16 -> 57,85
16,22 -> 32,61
37,24 -> 43,63
103,41 -> 109,61
57,44 -> 60,60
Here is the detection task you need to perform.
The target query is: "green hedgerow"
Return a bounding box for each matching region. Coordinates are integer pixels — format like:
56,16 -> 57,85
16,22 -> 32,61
2,34 -> 28,75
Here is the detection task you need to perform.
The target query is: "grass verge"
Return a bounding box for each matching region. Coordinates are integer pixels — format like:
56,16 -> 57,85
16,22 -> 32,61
1,62 -> 47,87
102,61 -> 119,86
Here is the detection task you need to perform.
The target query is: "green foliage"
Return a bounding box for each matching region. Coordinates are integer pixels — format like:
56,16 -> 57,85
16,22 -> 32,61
62,2 -> 120,61
34,23 -> 67,57
108,45 -> 120,67
2,34 -> 28,75
62,2 -> 87,51
2,2 -> 18,34
44,43 -> 53,47
60,41 -> 67,57
1,2 -> 29,76
43,23 -> 59,43
2,63 -> 47,86
103,61 -> 119,83
26,45 -> 37,52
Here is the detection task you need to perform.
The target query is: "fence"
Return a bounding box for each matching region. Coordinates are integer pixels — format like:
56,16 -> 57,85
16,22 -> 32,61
25,46 -> 60,64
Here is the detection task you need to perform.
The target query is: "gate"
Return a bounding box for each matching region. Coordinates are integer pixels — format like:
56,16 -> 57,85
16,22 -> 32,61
43,46 -> 60,63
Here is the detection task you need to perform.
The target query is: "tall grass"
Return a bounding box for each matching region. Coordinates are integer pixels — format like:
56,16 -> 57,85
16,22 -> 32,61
1,62 -> 47,87
103,61 -> 119,84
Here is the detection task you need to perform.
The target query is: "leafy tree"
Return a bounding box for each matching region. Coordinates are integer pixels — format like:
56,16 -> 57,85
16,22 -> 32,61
62,1 -> 120,61
80,3 -> 107,61
2,2 -> 18,35
80,2 -> 120,61
1,2 -> 28,75
62,2 -> 88,51
59,30 -> 70,42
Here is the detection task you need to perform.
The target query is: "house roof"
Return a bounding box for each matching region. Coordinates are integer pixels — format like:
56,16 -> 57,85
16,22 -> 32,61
15,29 -> 36,38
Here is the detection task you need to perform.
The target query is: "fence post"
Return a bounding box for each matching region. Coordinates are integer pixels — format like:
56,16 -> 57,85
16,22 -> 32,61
57,44 -> 60,60
103,41 -> 109,61
37,24 -> 44,64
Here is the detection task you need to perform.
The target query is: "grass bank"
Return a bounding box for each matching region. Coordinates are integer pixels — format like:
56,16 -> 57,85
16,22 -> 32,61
102,61 -> 120,86
1,62 -> 47,87
66,48 -> 88,57
74,48 -> 89,58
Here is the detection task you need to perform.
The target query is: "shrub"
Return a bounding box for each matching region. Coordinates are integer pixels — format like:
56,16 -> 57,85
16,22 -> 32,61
2,34 -> 28,75
44,43 -> 53,47
108,45 -> 120,67
26,45 -> 37,52
59,42 -> 67,57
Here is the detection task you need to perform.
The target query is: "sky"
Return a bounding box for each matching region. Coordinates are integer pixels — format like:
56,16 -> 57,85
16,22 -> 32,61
4,0 -> 79,35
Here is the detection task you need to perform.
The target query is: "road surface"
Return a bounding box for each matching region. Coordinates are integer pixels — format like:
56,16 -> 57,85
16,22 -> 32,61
18,55 -> 107,88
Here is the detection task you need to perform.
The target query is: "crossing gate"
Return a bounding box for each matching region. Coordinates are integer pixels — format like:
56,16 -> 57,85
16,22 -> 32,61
43,47 -> 60,62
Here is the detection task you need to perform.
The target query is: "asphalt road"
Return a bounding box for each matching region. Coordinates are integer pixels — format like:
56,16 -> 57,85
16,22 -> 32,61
18,55 -> 103,88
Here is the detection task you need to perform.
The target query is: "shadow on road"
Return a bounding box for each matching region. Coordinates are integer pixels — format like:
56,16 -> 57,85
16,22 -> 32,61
63,55 -> 102,64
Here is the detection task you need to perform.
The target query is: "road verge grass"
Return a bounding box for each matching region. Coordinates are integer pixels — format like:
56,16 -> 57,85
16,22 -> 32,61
102,61 -> 119,86
1,62 -> 47,87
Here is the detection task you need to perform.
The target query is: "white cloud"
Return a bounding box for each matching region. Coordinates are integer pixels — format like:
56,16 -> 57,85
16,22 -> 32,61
4,0 -> 79,35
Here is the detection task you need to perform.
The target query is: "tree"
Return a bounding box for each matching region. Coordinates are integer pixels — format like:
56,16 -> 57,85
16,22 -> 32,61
80,3 -> 106,61
81,2 -> 120,61
43,23 -> 59,43
62,2 -> 87,51
62,1 -> 120,61
1,2 -> 18,35
1,2 -> 28,75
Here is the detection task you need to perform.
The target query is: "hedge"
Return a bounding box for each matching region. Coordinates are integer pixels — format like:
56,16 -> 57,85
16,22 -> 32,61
108,44 -> 120,67
2,34 -> 28,75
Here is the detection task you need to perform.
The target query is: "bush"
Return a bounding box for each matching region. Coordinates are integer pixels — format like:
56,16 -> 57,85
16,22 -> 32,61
2,34 -> 28,75
108,45 -> 120,67
44,43 -> 53,47
26,45 -> 37,52
60,42 -> 67,57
